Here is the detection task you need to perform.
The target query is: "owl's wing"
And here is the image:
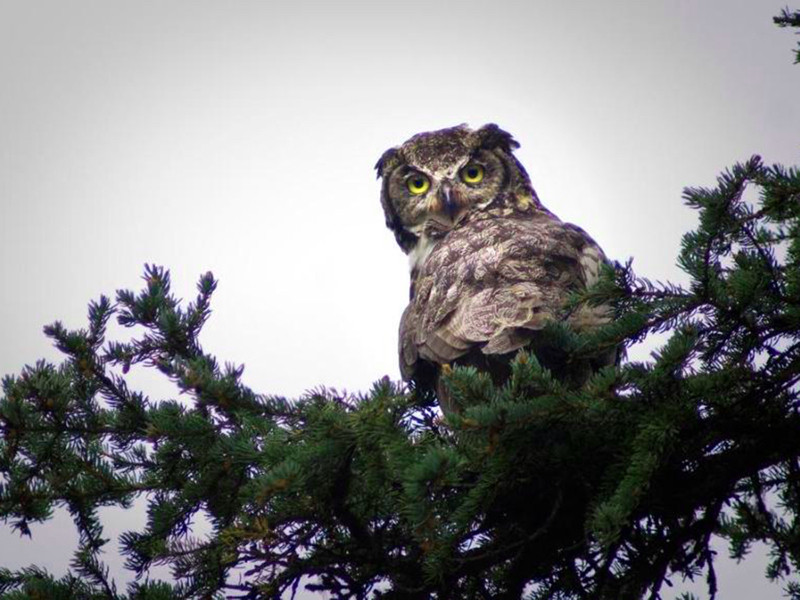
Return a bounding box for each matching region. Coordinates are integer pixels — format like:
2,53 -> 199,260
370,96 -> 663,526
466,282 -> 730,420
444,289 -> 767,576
561,222 -> 614,332
398,304 -> 419,381
401,215 -> 613,378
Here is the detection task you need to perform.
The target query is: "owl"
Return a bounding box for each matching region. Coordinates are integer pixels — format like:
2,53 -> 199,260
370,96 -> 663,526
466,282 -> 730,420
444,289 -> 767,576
376,124 -> 616,414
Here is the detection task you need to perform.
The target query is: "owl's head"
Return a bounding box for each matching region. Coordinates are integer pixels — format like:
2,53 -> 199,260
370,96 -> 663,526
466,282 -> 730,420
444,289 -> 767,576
375,123 -> 540,253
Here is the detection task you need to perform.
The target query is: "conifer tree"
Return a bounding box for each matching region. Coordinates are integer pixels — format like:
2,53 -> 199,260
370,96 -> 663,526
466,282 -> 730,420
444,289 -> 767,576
1,9 -> 799,600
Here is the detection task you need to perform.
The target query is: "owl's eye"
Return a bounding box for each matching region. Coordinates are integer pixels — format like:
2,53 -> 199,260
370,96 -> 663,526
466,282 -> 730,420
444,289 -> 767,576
407,173 -> 430,195
461,163 -> 485,185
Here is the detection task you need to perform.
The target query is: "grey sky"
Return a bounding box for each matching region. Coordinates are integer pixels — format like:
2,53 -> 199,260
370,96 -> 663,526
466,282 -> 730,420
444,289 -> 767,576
1,1 -> 798,597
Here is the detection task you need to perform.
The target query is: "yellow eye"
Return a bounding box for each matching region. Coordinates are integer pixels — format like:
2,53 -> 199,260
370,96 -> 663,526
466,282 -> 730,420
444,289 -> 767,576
407,173 -> 430,195
461,163 -> 484,184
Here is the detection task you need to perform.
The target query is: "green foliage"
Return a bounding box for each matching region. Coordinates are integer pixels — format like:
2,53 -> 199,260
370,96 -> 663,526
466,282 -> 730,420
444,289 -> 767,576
2,12 -> 800,600
2,172 -> 798,600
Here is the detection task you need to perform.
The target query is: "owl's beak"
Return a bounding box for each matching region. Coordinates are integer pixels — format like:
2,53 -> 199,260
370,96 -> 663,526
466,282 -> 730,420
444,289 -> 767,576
438,181 -> 459,220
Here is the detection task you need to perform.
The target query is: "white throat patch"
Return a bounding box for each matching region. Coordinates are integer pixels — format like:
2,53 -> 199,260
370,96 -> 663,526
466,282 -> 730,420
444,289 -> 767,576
409,235 -> 436,273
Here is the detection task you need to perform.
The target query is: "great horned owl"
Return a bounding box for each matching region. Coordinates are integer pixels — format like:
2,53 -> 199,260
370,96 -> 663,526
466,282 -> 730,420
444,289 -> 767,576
376,124 -> 616,414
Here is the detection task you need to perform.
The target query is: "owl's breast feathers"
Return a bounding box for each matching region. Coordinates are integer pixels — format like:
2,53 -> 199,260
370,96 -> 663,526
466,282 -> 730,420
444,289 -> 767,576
399,211 -> 611,381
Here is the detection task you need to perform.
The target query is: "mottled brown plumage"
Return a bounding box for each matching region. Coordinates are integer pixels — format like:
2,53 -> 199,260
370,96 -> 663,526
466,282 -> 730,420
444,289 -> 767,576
376,124 -> 615,414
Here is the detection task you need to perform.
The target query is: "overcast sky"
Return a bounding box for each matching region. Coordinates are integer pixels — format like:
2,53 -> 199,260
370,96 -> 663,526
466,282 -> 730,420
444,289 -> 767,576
1,1 -> 799,597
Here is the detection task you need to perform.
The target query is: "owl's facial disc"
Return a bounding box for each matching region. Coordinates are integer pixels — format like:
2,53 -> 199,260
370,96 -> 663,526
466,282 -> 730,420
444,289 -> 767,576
377,124 -> 538,254
383,143 -> 510,248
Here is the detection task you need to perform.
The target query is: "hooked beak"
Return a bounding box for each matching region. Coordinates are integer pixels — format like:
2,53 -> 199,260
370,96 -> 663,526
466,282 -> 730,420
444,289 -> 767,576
438,181 -> 459,220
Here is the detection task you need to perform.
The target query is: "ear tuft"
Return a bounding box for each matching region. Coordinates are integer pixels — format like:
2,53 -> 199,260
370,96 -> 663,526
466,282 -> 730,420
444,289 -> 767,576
375,147 -> 401,179
474,123 -> 520,153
